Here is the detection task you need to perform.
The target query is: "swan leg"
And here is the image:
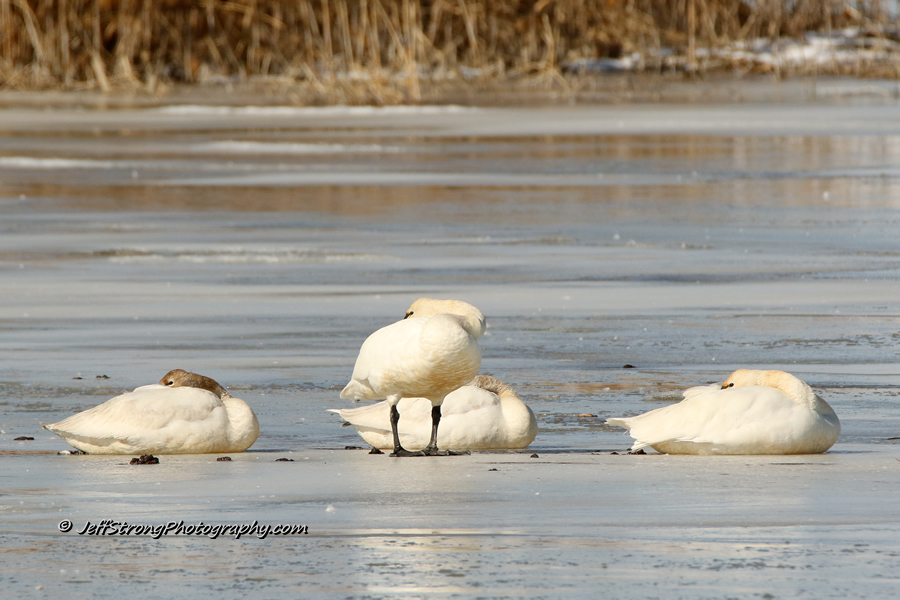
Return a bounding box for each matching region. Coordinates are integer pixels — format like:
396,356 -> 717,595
424,405 -> 464,456
389,404 -> 424,457
423,405 -> 445,456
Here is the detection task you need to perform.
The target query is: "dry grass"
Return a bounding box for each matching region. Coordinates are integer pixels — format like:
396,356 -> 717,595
0,0 -> 896,103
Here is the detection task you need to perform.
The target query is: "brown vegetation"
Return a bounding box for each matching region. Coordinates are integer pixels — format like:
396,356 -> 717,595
0,1 -> 896,103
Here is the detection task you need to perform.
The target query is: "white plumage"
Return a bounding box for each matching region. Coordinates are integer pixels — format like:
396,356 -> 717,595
43,369 -> 259,455
606,369 -> 841,455
331,375 -> 537,451
340,297 -> 485,456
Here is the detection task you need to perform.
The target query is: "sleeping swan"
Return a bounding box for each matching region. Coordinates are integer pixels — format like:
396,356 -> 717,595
340,298 -> 485,457
43,369 -> 259,454
606,369 -> 840,455
331,375 -> 537,451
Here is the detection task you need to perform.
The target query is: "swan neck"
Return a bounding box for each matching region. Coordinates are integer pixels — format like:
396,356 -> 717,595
763,371 -> 817,409
501,393 -> 537,442
223,397 -> 260,447
461,313 -> 486,340
159,369 -> 229,398
406,298 -> 485,339
469,375 -> 511,396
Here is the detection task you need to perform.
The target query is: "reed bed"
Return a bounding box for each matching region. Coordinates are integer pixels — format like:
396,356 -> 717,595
0,0 -> 896,102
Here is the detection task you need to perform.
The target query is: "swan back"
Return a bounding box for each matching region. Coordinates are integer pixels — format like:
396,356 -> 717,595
681,383 -> 720,400
405,298 -> 486,340
465,375 -> 537,445
341,298 -> 484,404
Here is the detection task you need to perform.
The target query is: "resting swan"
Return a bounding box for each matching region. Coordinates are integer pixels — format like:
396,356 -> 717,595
43,369 -> 259,454
331,375 -> 537,451
606,369 -> 840,455
340,297 -> 485,457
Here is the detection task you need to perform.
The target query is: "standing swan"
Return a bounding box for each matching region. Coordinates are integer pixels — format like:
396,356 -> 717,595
330,375 -> 537,451
43,369 -> 259,455
606,369 -> 841,455
340,298 -> 485,457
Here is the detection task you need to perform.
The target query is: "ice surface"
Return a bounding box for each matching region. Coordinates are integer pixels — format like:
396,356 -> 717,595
1,96 -> 900,598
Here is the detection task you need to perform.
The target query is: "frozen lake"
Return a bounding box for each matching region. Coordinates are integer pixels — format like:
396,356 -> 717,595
1,94 -> 900,597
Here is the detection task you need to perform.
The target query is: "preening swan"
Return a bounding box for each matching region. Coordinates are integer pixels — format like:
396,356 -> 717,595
331,375 -> 537,451
606,369 -> 840,455
43,369 -> 259,455
340,298 -> 485,457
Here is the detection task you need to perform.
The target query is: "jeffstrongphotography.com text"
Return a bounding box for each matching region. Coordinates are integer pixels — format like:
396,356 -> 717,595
58,519 -> 308,540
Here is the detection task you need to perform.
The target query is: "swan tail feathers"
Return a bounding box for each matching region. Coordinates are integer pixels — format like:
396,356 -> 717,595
329,401 -> 393,431
340,379 -> 377,401
630,440 -> 652,451
605,417 -> 631,430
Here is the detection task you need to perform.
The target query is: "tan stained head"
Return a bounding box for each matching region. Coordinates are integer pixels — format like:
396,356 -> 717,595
159,369 -> 229,398
468,375 -> 517,399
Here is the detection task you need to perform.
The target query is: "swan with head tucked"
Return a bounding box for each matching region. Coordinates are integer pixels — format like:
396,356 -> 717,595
331,375 -> 536,451
43,369 -> 260,455
606,369 -> 841,455
340,298 -> 485,457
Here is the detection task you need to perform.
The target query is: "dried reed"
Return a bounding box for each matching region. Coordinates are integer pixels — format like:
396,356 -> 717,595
0,0 -> 895,102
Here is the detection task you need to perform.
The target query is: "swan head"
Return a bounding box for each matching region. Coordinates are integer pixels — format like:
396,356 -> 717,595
468,375 -> 515,398
404,298 -> 486,338
159,369 -> 230,399
721,369 -> 815,406
721,368 -> 760,389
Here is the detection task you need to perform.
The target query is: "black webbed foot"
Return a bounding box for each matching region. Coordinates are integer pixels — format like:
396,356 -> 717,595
422,447 -> 469,456
390,448 -> 426,457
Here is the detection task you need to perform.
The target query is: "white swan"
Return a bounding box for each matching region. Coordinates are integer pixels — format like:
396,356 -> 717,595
606,369 -> 841,455
43,369 -> 260,455
340,297 -> 485,457
331,375 -> 537,451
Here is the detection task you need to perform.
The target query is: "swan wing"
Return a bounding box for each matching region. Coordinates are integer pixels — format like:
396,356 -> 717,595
439,385 -> 501,416
612,386 -> 806,449
673,387 -> 804,446
45,385 -> 223,446
341,318 -> 426,400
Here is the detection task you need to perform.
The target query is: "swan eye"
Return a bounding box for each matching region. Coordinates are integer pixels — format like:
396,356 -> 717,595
165,380 -> 174,386
404,311 -> 414,319
722,382 -> 735,389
